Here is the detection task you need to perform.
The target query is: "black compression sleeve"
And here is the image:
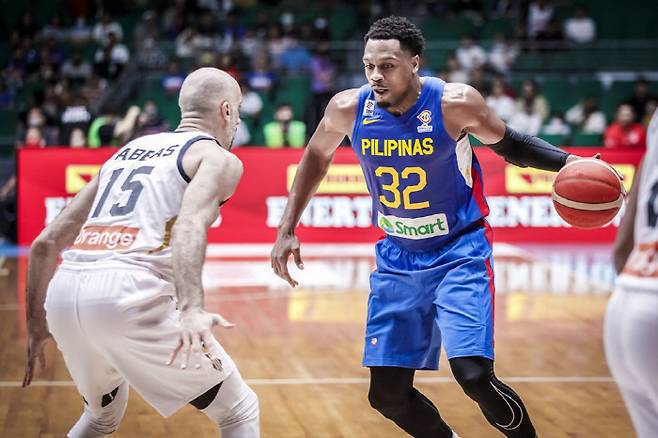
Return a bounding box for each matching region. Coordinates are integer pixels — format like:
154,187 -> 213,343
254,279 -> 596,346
488,125 -> 571,172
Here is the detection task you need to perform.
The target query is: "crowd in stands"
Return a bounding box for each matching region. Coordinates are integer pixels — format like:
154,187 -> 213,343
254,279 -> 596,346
1,0 -> 655,152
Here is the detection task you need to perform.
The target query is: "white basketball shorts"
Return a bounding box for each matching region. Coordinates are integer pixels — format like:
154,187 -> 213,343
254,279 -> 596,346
604,280 -> 658,438
45,260 -> 239,417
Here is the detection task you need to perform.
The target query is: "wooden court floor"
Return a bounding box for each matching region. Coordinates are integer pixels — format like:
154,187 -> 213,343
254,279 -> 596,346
0,244 -> 634,437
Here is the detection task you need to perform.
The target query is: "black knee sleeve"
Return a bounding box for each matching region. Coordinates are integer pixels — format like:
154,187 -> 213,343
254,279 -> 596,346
450,356 -> 495,399
450,357 -> 536,438
367,367 -> 414,420
368,367 -> 454,438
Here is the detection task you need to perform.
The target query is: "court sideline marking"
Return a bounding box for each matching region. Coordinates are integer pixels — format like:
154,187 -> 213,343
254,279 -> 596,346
0,376 -> 614,388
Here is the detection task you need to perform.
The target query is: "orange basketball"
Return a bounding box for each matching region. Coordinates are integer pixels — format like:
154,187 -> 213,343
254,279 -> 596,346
552,159 -> 624,229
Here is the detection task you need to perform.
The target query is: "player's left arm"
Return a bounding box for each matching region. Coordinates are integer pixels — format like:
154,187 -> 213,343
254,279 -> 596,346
23,177 -> 99,387
442,83 -> 582,171
613,157 -> 643,273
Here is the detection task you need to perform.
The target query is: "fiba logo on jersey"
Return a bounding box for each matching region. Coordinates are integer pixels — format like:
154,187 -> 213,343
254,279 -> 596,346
363,99 -> 376,117
417,110 -> 433,133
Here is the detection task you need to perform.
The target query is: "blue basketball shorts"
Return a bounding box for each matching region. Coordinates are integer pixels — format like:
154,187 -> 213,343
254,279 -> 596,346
363,224 -> 495,370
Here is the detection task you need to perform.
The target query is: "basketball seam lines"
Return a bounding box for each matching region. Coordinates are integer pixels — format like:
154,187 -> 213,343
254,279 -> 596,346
551,192 -> 623,211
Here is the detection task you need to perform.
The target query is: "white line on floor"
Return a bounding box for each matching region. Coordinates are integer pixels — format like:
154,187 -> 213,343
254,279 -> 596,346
0,376 -> 615,388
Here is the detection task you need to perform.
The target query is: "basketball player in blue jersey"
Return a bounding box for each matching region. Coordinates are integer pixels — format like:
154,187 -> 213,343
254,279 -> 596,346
272,16 -> 588,437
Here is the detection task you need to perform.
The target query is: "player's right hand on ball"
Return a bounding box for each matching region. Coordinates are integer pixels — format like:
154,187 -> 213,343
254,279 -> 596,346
271,232 -> 304,288
167,308 -> 234,370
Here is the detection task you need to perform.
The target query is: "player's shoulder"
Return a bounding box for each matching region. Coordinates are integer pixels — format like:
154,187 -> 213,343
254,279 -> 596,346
328,88 -> 360,113
441,82 -> 488,120
324,88 -> 360,134
441,82 -> 483,107
183,139 -> 242,181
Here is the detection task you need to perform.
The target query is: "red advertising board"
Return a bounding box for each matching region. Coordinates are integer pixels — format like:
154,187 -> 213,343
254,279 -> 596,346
17,147 -> 643,245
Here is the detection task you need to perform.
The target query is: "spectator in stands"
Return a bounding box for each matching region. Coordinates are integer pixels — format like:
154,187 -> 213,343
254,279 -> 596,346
93,12 -> 123,45
279,38 -> 312,74
443,54 -> 469,84
37,49 -> 59,84
240,81 -> 264,120
162,2 -> 185,39
175,25 -> 215,59
625,78 -> 657,123
456,35 -> 486,71
61,52 -> 93,84
468,67 -> 487,93
240,27 -> 265,59
23,127 -> 46,148
486,80 -> 515,122
40,15 -> 67,42
306,43 -> 336,134
94,32 -> 130,80
23,106 -> 58,146
133,10 -> 159,50
68,17 -> 92,43
488,33 -> 519,74
88,105 -> 141,148
541,112 -> 571,136
42,36 -> 66,68
643,100 -> 657,127
267,24 -> 291,68
217,52 -> 240,80
134,100 -> 169,137
80,75 -> 106,104
246,56 -> 276,93
565,98 -> 607,134
564,6 -> 596,44
535,18 -> 565,50
264,103 -> 306,148
60,94 -> 91,145
515,79 -> 550,122
69,127 -> 87,148
526,0 -> 554,39
162,60 -> 185,96
509,101 -> 543,136
604,104 -> 646,149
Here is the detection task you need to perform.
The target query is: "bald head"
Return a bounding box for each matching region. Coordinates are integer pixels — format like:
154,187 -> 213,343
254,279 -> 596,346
178,67 -> 240,117
177,67 -> 242,149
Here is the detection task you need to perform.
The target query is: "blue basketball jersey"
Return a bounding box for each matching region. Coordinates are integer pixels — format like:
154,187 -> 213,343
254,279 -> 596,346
351,77 -> 489,251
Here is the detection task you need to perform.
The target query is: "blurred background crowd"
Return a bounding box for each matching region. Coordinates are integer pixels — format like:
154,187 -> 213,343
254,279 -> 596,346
0,0 -> 657,242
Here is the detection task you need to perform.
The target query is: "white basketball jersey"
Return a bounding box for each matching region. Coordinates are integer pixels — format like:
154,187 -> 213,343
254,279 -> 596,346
62,130 -> 219,280
619,109 -> 658,288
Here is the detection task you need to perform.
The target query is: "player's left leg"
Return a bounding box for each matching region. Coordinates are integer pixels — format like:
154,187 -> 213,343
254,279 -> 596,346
450,356 -> 536,438
193,369 -> 260,438
68,382 -> 129,438
435,224 -> 536,437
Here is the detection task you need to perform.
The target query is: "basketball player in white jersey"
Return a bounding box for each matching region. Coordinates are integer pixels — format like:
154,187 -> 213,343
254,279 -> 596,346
606,108 -> 658,438
22,67 -> 259,437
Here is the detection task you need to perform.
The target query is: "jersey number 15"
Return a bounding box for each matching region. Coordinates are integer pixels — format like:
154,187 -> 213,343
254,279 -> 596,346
91,166 -> 155,218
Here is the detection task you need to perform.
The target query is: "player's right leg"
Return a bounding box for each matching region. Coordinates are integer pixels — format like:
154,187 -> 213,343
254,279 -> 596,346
368,366 -> 454,438
605,285 -> 658,438
72,264 -> 259,434
363,238 -> 457,437
45,266 -> 129,437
